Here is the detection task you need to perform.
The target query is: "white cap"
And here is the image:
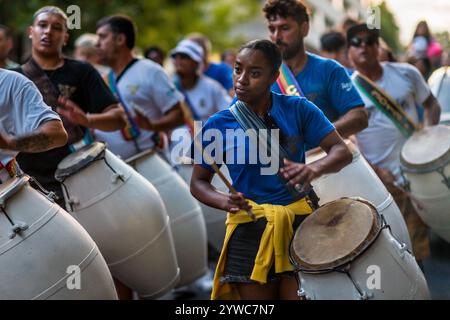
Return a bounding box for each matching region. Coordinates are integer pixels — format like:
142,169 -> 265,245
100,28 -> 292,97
170,39 -> 204,64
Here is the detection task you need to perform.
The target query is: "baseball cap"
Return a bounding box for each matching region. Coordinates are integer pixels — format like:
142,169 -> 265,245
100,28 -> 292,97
170,39 -> 204,63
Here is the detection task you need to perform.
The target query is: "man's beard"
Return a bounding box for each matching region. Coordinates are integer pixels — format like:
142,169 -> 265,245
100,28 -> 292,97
276,40 -> 302,60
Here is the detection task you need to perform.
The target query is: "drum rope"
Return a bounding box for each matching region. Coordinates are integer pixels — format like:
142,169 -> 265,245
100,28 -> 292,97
0,206 -> 15,226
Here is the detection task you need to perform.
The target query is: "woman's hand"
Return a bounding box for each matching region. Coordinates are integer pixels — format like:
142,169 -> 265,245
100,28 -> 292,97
223,192 -> 252,214
279,158 -> 319,193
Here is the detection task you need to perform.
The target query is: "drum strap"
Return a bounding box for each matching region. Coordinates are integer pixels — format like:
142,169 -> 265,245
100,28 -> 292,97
230,100 -> 319,207
105,68 -> 142,145
351,72 -> 419,137
21,59 -> 89,149
276,63 -> 306,97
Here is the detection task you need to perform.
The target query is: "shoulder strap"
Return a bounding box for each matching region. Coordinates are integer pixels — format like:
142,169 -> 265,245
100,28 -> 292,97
276,63 -> 306,97
229,100 -> 314,201
21,58 -> 85,145
352,71 -> 419,137
106,69 -> 141,144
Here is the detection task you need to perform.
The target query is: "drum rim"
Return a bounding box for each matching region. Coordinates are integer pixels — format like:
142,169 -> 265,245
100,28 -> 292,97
306,140 -> 359,161
400,148 -> 450,174
0,175 -> 30,205
54,142 -> 106,182
289,197 -> 382,273
400,126 -> 450,173
125,147 -> 156,164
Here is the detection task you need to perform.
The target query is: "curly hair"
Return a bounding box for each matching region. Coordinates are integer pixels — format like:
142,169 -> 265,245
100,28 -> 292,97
263,0 -> 310,24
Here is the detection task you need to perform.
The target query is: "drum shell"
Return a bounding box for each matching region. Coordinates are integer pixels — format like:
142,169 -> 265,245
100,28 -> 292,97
126,152 -> 207,287
175,163 -> 227,253
306,144 -> 412,249
60,150 -> 180,298
297,229 -> 430,300
0,182 -> 117,300
402,167 -> 450,242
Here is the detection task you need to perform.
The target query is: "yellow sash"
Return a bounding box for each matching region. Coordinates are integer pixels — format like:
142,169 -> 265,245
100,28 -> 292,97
211,197 -> 313,300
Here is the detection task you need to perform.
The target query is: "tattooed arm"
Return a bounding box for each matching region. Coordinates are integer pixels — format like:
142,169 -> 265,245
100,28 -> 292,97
0,120 -> 68,153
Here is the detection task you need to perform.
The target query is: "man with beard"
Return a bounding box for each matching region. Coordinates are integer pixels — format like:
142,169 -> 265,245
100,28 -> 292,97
263,0 -> 367,140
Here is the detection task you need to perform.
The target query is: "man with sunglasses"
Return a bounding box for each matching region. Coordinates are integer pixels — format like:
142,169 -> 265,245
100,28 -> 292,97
347,23 -> 441,267
263,0 -> 367,141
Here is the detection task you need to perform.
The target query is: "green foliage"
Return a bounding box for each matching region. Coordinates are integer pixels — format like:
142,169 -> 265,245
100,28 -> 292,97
378,1 -> 402,53
0,0 -> 260,54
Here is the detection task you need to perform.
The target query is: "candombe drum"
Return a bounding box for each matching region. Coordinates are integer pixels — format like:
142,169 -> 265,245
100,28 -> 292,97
175,157 -> 227,253
126,149 -> 207,287
289,198 -> 430,300
54,142 -> 180,299
0,174 -> 117,299
306,140 -> 412,249
400,125 -> 450,242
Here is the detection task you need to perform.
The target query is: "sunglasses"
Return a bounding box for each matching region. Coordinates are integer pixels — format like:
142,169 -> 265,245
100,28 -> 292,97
349,36 -> 378,47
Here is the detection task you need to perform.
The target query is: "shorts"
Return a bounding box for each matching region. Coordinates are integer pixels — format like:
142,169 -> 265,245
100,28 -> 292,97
220,214 -> 307,284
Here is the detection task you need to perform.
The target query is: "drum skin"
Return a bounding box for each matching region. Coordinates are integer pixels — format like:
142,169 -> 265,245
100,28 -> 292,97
175,163 -> 227,254
291,198 -> 430,300
306,141 -> 412,250
401,125 -> 450,243
0,177 -> 117,300
126,151 -> 207,288
297,229 -> 430,300
59,149 -> 180,298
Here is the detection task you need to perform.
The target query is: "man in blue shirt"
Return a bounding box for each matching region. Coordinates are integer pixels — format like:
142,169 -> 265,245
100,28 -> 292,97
263,0 -> 367,139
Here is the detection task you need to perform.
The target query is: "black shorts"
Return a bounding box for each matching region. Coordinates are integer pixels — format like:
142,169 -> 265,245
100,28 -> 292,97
220,214 -> 307,284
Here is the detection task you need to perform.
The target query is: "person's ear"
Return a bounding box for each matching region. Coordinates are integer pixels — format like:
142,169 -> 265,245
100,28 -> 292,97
28,26 -> 33,39
300,21 -> 309,38
63,32 -> 69,46
116,33 -> 126,47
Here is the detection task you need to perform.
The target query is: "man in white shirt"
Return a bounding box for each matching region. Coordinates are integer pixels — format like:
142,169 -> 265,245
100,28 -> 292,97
348,23 -> 441,265
95,15 -> 185,160
0,69 -> 67,179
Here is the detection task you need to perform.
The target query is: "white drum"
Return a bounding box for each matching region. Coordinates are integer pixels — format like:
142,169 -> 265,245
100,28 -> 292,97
0,175 -> 117,299
55,142 -> 179,299
290,198 -> 430,300
175,158 -> 227,254
306,140 -> 412,249
126,149 -> 207,287
400,125 -> 450,242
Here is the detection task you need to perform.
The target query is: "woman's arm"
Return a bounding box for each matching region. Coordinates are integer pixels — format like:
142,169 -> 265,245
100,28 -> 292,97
190,164 -> 252,213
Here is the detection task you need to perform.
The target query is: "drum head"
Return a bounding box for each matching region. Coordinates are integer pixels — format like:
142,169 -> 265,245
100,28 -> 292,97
290,198 -> 381,272
55,142 -> 106,182
401,125 -> 450,173
0,175 -> 29,205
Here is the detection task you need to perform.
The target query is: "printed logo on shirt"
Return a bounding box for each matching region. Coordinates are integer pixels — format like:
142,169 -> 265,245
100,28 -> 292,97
58,84 -> 77,98
127,84 -> 139,96
341,82 -> 353,92
167,87 -> 177,98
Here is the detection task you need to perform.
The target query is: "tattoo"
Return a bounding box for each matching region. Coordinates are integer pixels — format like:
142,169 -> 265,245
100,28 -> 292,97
13,132 -> 54,152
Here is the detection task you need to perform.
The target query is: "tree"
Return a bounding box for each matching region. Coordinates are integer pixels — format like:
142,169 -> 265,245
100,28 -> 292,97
378,1 -> 402,53
0,0 -> 260,61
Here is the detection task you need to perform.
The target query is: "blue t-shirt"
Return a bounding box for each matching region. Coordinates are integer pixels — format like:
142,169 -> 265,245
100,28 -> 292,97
194,92 -> 335,205
204,62 -> 233,91
272,53 -> 363,122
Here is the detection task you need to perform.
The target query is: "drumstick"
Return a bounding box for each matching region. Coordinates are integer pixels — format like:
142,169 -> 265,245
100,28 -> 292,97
179,101 -> 256,221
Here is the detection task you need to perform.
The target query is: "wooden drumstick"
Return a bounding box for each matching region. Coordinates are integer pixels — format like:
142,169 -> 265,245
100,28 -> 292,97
180,101 -> 256,221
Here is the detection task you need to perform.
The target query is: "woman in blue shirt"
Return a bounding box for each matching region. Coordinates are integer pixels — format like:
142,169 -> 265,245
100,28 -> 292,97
190,39 -> 352,300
